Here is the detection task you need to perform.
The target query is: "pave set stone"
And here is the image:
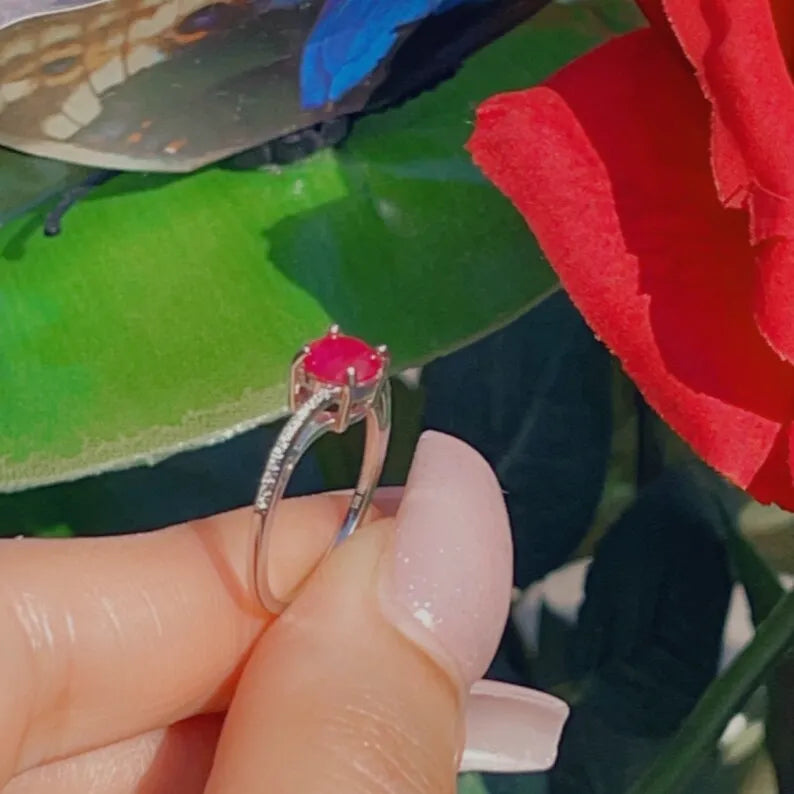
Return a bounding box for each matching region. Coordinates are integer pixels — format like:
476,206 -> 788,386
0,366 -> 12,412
255,387 -> 336,511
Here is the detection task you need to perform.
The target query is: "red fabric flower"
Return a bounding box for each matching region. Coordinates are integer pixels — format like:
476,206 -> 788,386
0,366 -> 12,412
468,0 -> 794,508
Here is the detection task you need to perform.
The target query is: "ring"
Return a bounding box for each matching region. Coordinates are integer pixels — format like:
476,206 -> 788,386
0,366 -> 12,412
250,325 -> 392,613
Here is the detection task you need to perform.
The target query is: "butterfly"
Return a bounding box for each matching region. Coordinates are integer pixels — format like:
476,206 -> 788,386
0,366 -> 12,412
0,0 -> 547,173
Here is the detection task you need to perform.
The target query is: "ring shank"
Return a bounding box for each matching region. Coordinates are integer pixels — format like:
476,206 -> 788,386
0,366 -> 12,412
251,381 -> 391,613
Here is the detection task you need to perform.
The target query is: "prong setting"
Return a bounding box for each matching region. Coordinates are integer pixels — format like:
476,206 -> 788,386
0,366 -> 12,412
288,349 -> 307,412
376,344 -> 391,371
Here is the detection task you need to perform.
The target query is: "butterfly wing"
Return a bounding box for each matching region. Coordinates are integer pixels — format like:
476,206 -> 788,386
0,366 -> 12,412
0,0 -> 110,31
0,0 -> 351,171
0,0 -> 541,173
298,0 -> 488,108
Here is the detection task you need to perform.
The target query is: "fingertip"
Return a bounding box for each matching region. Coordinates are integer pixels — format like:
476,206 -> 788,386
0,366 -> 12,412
0,492 -> 384,779
381,430 -> 513,686
205,431 -> 517,794
204,521 -> 462,794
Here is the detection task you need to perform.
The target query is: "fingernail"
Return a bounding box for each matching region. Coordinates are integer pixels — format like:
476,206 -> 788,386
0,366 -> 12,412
460,680 -> 569,773
378,430 -> 513,687
376,432 -> 567,773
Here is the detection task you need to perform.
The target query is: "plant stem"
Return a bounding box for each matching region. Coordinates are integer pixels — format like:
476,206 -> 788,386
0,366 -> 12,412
726,525 -> 794,794
627,585 -> 794,794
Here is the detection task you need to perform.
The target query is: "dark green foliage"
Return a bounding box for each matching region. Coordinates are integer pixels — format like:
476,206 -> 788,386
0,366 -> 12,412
422,292 -> 613,588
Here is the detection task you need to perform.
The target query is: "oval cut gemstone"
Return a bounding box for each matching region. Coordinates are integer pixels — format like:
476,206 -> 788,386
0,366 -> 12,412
303,332 -> 382,386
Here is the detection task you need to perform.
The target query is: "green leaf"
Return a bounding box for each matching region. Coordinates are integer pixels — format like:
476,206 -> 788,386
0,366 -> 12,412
0,2 -> 622,491
570,468 -> 732,732
0,420 -> 319,537
458,774 -> 491,794
627,585 -> 794,794
32,522 -> 74,538
550,467 -> 733,793
457,773 -> 548,794
314,376 -> 425,491
421,291 -> 613,588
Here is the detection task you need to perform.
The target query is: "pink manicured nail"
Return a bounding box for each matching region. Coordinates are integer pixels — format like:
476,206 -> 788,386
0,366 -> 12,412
377,431 -> 568,773
461,680 -> 569,773
379,430 -> 514,686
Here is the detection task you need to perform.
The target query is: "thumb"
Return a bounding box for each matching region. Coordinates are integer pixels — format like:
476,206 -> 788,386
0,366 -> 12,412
205,431 -> 567,794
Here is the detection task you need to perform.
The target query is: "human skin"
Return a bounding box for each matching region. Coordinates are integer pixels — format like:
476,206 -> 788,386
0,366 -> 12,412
0,431 -> 566,794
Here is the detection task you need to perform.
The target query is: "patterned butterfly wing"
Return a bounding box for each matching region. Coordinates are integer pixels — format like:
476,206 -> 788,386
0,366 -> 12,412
0,0 -> 546,173
0,0 -> 372,172
0,0 -> 110,31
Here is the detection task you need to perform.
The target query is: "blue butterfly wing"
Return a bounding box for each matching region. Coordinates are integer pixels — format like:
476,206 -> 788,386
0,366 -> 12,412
433,0 -> 487,12
299,0 -> 483,108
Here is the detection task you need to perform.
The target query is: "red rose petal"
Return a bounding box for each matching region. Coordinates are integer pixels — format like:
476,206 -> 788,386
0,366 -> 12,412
469,29 -> 794,506
771,0 -> 794,64
633,0 -> 672,33
662,0 -> 794,364
748,424 -> 794,508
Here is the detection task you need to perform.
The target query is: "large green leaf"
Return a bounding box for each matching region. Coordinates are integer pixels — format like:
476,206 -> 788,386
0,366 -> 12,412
549,468 -> 733,793
0,2 -> 623,490
421,291 -> 613,589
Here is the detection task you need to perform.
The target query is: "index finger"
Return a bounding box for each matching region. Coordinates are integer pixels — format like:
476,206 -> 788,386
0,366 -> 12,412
0,493 -> 385,785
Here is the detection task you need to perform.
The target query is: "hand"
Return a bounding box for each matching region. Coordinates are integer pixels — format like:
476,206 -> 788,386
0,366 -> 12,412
0,432 -> 566,793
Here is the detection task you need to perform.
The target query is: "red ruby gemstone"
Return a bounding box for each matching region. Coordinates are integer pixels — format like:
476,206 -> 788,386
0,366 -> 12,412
303,332 -> 383,386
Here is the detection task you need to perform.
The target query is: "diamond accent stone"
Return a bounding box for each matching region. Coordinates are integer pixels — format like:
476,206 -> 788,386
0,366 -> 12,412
254,387 -> 336,511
